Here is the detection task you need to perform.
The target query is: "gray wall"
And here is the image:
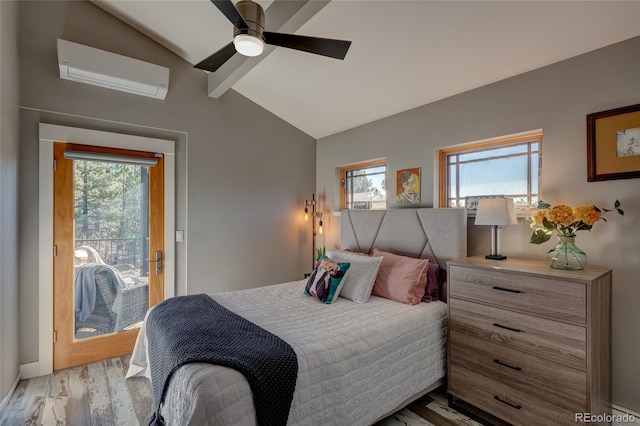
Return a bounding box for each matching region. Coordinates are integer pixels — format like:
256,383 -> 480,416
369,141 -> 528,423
318,37 -> 640,411
0,0 -> 20,401
18,1 -> 315,366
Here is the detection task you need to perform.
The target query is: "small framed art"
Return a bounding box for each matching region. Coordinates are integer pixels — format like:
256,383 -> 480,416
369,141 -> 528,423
587,103 -> 640,182
396,168 -> 420,204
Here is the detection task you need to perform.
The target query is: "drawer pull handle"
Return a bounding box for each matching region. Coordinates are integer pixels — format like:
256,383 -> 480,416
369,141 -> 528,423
493,323 -> 522,333
492,286 -> 522,294
493,359 -> 522,371
493,395 -> 521,410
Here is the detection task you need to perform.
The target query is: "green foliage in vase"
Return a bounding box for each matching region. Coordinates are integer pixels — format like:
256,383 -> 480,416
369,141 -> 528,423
315,246 -> 326,261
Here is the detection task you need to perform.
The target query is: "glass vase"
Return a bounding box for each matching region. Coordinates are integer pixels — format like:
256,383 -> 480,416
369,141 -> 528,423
547,234 -> 587,270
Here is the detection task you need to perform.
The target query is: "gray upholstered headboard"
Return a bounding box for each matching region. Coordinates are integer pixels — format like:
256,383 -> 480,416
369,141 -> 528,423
340,208 -> 467,266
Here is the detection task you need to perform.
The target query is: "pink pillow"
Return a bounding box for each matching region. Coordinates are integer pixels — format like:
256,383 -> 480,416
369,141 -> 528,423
371,248 -> 429,305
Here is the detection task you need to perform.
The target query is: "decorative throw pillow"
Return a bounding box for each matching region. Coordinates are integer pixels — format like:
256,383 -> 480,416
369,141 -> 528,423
371,248 -> 429,305
326,250 -> 383,304
421,262 -> 447,303
304,255 -> 351,304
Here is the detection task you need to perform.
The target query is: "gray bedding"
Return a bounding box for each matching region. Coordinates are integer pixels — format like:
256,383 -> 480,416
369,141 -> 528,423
127,208 -> 467,425
145,294 -> 297,425
128,281 -> 448,425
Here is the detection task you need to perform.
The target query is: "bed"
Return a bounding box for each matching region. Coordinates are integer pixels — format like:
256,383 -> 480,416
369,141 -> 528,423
127,208 -> 467,425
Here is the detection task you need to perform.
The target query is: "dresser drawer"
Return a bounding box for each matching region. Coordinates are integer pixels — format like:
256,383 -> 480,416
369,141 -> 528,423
450,363 -> 582,426
449,330 -> 586,410
449,298 -> 586,370
449,265 -> 586,322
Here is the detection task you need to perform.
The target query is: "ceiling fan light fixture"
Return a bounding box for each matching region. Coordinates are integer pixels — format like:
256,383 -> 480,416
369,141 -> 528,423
233,34 -> 264,57
194,0 -> 352,73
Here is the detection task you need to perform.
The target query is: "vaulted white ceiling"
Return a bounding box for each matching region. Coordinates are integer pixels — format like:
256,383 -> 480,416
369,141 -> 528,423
92,0 -> 640,139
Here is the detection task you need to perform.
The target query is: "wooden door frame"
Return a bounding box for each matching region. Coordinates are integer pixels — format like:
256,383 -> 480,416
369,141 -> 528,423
36,123 -> 175,376
52,142 -> 164,370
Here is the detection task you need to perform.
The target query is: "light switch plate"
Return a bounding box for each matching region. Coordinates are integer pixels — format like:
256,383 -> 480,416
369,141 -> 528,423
176,230 -> 184,242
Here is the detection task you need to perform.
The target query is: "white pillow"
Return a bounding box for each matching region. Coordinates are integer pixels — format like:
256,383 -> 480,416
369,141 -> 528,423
326,250 -> 383,303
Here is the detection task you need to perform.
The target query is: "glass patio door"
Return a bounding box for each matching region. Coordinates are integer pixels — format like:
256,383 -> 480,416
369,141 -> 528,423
53,142 -> 165,370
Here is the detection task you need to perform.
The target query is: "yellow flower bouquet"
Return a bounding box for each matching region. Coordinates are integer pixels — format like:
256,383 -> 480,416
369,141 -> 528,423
529,200 -> 623,244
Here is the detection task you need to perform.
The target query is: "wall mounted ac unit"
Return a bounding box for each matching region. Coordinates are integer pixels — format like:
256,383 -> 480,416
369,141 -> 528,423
57,39 -> 169,100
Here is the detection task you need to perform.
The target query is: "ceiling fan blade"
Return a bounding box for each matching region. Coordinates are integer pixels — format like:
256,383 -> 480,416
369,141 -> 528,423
211,0 -> 248,29
194,42 -> 237,72
263,32 -> 351,60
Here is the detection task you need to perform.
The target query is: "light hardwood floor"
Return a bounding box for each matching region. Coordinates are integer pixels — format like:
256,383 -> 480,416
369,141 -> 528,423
0,355 -> 152,426
0,355 -> 482,426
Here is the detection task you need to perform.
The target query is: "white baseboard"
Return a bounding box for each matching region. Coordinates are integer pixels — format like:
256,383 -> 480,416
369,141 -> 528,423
612,404 -> 640,425
19,361 -> 40,380
0,373 -> 21,417
0,362 -> 46,417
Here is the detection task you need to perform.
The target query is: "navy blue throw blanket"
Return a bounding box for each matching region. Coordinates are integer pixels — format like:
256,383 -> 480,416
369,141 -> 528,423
146,294 -> 298,426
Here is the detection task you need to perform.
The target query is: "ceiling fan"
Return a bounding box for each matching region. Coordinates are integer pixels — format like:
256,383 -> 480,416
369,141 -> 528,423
195,0 -> 352,73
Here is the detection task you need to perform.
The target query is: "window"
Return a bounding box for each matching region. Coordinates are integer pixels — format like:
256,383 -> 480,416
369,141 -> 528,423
439,132 -> 541,209
340,159 -> 386,210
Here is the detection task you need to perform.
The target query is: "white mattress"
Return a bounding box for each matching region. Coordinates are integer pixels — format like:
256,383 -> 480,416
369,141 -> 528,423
127,280 -> 447,425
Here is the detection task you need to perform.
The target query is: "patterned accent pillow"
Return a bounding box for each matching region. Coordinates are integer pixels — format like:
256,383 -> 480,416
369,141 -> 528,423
304,255 -> 351,304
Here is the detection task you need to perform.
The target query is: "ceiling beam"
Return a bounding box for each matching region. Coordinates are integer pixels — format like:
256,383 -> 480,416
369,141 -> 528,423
206,0 -> 330,99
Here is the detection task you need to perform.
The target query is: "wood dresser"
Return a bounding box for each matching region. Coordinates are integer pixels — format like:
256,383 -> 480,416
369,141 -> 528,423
447,256 -> 612,426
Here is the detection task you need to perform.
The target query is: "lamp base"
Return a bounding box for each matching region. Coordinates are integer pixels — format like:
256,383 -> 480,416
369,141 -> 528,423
485,254 -> 507,260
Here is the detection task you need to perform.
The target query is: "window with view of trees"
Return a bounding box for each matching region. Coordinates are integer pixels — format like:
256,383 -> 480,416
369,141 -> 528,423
439,132 -> 542,209
74,160 -> 148,268
340,159 -> 387,210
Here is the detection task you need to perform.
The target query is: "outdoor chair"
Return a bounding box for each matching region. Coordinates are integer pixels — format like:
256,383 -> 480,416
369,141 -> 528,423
74,246 -> 149,336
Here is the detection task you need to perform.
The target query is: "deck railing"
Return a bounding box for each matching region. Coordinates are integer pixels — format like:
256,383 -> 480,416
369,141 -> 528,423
75,237 -> 148,275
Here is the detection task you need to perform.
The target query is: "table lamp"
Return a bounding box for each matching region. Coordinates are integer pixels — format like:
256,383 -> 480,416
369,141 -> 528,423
474,197 -> 517,260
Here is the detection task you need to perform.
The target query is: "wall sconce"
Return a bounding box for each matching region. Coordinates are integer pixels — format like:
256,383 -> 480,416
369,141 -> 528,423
305,193 -> 323,270
474,197 -> 517,260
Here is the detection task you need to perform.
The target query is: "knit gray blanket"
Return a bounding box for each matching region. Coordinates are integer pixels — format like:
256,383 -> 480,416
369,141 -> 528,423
145,294 -> 298,426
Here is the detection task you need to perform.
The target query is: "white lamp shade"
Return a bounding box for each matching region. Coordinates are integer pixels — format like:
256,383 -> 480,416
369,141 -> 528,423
475,197 -> 517,226
233,34 -> 265,57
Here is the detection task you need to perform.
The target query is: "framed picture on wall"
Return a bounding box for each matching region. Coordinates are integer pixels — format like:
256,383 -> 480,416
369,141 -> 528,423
396,168 -> 420,204
587,103 -> 640,181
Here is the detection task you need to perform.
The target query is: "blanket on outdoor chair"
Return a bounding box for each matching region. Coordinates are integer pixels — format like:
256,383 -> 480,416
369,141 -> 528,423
74,263 -> 127,321
146,294 -> 298,426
